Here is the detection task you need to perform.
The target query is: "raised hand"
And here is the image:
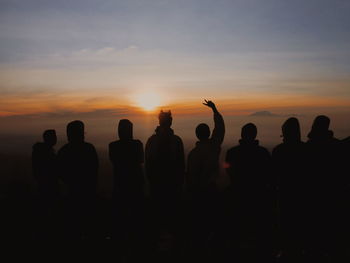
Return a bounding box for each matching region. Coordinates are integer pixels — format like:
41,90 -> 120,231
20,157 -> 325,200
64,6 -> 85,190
203,99 -> 216,109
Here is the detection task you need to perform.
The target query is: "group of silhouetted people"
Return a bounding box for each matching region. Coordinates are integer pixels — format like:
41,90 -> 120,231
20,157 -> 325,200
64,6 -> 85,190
31,100 -> 350,261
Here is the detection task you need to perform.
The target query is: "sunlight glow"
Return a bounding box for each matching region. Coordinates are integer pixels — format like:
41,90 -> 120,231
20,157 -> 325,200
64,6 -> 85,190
133,92 -> 163,111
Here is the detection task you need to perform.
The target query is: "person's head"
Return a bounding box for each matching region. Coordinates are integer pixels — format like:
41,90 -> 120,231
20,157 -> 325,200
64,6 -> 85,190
282,117 -> 301,143
311,115 -> 330,133
158,110 -> 172,128
118,119 -> 133,140
241,123 -> 257,141
67,120 -> 84,143
308,115 -> 331,139
43,129 -> 57,146
196,123 -> 210,141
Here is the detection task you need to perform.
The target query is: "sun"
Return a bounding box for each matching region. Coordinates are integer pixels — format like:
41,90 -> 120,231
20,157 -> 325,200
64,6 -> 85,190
134,92 -> 162,111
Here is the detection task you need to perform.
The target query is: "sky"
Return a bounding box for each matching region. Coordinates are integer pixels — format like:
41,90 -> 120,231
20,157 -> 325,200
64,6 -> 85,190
0,0 -> 349,151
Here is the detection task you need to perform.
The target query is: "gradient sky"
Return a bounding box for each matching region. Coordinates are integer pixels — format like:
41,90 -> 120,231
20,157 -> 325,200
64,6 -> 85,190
0,0 -> 349,117
2,0 -> 350,193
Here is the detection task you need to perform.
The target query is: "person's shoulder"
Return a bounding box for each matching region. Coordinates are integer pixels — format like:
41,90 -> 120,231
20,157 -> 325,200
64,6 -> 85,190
57,143 -> 69,154
59,143 -> 69,150
188,145 -> 199,157
133,139 -> 143,145
147,134 -> 157,142
332,137 -> 341,143
145,135 -> 156,147
227,145 -> 240,154
341,137 -> 350,149
258,145 -> 270,155
173,134 -> 183,143
187,148 -> 195,159
342,137 -> 350,144
132,139 -> 144,149
298,141 -> 307,149
259,145 -> 270,152
83,142 -> 97,150
109,140 -> 119,148
225,146 -> 239,162
32,142 -> 44,151
272,143 -> 284,154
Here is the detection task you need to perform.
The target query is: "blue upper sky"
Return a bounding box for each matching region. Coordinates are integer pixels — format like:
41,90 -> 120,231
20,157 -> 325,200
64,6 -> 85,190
1,0 -> 350,59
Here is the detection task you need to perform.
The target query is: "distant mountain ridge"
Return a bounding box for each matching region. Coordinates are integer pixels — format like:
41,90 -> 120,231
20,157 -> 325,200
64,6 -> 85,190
250,111 -> 278,117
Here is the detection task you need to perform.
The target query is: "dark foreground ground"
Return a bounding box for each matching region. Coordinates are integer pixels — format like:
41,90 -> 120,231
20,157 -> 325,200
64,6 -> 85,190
1,183 -> 349,263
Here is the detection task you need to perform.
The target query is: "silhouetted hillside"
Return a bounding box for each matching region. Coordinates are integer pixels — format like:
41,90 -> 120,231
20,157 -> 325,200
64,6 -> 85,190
250,111 -> 278,117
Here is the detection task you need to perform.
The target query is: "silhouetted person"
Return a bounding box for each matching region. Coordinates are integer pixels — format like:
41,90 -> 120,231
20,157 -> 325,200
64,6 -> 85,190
32,129 -> 59,199
272,118 -> 307,257
306,115 -> 341,255
109,119 -> 144,197
32,129 -> 59,239
186,100 -> 225,254
225,123 -> 274,252
109,119 -> 145,248
341,136 -> 350,145
187,100 -> 225,190
145,110 -> 185,250
57,120 -> 98,239
341,136 -> 350,188
340,136 -> 350,253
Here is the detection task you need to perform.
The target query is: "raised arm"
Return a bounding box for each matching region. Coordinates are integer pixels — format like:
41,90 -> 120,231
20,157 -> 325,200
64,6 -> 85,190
203,99 -> 225,145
